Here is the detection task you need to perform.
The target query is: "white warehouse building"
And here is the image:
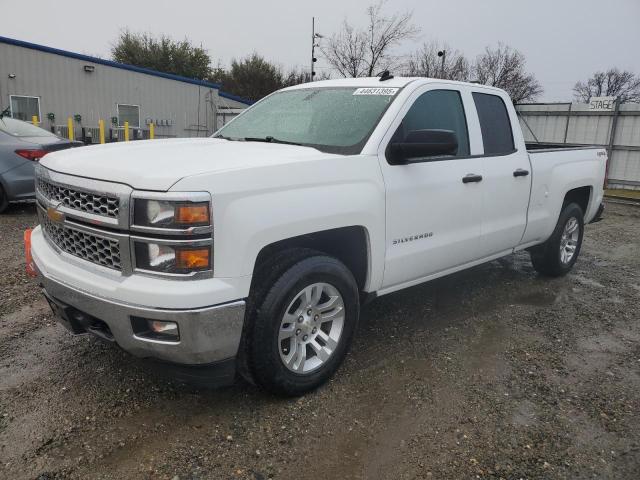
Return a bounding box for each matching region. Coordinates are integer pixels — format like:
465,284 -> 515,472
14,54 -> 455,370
0,35 -> 251,142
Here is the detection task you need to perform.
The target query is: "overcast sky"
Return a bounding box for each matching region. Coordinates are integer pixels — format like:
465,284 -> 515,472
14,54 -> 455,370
3,0 -> 639,101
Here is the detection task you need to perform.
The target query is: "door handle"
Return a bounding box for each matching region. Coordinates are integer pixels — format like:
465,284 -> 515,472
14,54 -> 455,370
462,174 -> 483,183
513,168 -> 530,177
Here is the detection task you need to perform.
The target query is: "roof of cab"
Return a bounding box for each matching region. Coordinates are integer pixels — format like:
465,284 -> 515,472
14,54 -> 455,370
283,76 -> 506,95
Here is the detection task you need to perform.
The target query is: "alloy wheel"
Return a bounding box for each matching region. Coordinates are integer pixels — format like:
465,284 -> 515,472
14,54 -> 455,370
560,216 -> 580,264
278,282 -> 345,374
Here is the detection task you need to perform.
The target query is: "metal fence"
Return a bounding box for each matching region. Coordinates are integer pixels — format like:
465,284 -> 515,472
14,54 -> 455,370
516,102 -> 640,190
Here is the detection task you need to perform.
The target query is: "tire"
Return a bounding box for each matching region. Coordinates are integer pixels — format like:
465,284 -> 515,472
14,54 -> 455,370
247,251 -> 359,396
0,185 -> 8,214
530,202 -> 584,277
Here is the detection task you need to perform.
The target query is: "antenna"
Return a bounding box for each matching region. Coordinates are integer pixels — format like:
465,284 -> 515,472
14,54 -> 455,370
378,70 -> 394,82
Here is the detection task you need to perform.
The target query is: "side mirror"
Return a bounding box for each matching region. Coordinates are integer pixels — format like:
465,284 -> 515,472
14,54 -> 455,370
387,129 -> 458,164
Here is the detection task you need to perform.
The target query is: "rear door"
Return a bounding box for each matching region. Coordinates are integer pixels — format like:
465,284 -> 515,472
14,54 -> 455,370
471,91 -> 531,256
378,85 -> 485,289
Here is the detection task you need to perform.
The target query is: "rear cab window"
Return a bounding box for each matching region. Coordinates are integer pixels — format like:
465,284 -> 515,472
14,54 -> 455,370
472,92 -> 515,155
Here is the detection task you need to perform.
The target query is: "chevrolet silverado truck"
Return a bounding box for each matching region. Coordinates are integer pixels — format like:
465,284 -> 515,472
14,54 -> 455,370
26,77 -> 606,396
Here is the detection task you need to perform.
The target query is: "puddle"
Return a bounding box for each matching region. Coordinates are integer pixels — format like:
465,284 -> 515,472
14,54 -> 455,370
609,244 -> 640,261
511,399 -> 538,427
570,274 -> 604,289
514,291 -> 558,306
578,333 -> 626,353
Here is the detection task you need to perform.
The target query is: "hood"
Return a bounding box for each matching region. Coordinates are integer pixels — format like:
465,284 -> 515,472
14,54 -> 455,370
40,138 -> 335,191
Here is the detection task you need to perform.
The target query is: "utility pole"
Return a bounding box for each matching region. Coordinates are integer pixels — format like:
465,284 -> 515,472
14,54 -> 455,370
311,17 -> 315,81
437,50 -> 446,79
311,17 -> 323,82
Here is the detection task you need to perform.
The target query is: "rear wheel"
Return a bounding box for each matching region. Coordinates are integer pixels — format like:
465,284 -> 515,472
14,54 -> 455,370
248,253 -> 359,396
0,185 -> 8,214
530,202 -> 584,277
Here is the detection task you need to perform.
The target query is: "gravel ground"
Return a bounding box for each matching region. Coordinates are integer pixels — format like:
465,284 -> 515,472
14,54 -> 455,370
1,201 -> 639,480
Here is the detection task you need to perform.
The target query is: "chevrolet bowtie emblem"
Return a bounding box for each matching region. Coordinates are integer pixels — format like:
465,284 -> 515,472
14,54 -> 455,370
47,205 -> 65,223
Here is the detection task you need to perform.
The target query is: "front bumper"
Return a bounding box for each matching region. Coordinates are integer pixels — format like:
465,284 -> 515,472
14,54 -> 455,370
38,270 -> 246,365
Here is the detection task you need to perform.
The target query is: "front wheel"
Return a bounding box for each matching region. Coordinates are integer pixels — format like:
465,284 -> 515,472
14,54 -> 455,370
248,254 -> 359,396
530,202 -> 584,277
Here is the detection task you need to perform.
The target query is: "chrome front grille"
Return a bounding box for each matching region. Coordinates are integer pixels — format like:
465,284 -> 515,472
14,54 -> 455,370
40,212 -> 122,271
37,178 -> 120,218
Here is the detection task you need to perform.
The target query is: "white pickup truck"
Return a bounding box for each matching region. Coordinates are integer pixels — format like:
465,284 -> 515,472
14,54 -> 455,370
27,77 -> 606,396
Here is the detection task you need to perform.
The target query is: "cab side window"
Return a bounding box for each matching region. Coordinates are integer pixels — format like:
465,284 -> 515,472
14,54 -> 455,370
390,89 -> 470,158
472,92 -> 515,155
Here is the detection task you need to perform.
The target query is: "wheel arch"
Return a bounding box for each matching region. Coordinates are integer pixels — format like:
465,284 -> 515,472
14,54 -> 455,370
562,185 -> 592,215
252,226 -> 371,293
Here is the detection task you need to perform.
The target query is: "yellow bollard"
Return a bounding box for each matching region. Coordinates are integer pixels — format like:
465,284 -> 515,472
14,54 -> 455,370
149,122 -> 155,140
31,115 -> 39,126
98,119 -> 105,144
67,117 -> 74,141
124,121 -> 130,142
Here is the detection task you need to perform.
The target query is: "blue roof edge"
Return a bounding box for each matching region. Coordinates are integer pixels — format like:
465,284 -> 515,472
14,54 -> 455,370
0,35 -> 253,105
218,91 -> 254,104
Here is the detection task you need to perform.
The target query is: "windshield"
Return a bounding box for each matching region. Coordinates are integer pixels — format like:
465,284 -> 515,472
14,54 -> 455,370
214,87 -> 400,154
0,116 -> 59,138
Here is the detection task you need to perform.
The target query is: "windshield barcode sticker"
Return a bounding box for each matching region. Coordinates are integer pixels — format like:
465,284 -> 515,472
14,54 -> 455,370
353,87 -> 399,96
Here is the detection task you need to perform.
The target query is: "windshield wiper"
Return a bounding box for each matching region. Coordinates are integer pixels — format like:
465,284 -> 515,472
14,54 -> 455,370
242,136 -> 303,146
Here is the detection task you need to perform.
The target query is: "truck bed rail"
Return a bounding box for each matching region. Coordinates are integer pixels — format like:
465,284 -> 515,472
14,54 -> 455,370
526,142 -> 602,153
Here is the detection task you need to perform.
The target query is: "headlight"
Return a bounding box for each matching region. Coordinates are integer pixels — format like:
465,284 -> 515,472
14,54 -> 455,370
131,193 -> 213,277
133,199 -> 211,229
134,241 -> 211,275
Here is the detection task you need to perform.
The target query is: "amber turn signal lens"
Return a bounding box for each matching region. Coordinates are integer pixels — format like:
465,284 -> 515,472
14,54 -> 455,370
175,248 -> 210,270
24,228 -> 37,278
175,204 -> 209,224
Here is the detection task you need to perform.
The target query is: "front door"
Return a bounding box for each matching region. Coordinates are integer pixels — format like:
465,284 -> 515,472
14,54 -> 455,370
378,87 -> 485,290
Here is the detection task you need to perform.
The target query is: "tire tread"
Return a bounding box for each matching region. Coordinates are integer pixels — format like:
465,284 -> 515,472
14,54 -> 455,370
246,251 -> 359,396
530,202 -> 584,277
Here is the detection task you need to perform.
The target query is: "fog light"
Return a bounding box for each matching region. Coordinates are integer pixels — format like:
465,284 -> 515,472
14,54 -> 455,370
131,317 -> 180,342
150,320 -> 178,335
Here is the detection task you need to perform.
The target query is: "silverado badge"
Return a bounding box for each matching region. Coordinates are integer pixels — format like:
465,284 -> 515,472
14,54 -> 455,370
393,232 -> 433,245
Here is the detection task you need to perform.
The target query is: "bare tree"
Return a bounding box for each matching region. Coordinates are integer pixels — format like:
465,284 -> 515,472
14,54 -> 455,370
473,44 -> 542,104
322,21 -> 368,77
322,1 -> 419,77
573,68 -> 640,104
406,42 -> 470,81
